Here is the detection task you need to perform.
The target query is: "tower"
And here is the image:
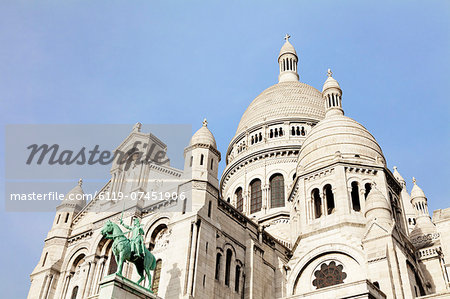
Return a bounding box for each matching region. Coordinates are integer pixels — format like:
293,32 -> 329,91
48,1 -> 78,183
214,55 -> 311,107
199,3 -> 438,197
183,119 -> 221,212
28,180 -> 86,299
393,166 -> 416,233
278,34 -> 299,82
322,69 -> 343,116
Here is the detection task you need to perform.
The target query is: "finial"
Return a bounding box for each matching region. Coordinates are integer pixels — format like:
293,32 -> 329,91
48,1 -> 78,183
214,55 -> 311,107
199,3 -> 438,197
78,178 -> 83,186
412,177 -> 416,184
327,68 -> 333,77
202,118 -> 208,127
393,166 -> 397,170
284,33 -> 290,41
132,122 -> 142,132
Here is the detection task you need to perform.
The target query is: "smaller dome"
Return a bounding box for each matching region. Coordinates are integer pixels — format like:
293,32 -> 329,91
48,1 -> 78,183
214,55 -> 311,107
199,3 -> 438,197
322,69 -> 341,92
63,179 -> 84,200
279,35 -> 297,58
59,179 -> 86,210
365,185 -> 392,222
297,114 -> 384,172
411,178 -> 426,199
190,119 -> 217,149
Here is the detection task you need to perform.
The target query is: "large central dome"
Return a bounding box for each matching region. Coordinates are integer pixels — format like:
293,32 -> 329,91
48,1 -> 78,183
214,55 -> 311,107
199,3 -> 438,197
235,81 -> 325,135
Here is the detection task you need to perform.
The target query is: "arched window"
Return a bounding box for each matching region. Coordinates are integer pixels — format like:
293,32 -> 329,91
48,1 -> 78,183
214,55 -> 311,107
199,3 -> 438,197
296,126 -> 300,135
215,252 -> 222,280
351,182 -> 361,212
301,127 -> 305,136
251,136 -> 254,144
270,129 -> 273,138
364,183 -> 371,199
274,128 -> 278,137
324,184 -> 335,215
279,127 -> 283,136
312,188 -> 322,218
70,286 -> 78,299
235,265 -> 241,292
225,249 -> 232,286
250,179 -> 262,214
235,187 -> 243,213
200,154 -> 204,165
152,259 -> 162,294
259,133 -> 262,142
291,127 -> 295,135
270,174 -> 285,208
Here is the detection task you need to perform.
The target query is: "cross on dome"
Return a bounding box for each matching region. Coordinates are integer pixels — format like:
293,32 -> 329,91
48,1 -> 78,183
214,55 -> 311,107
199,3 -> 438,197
202,118 -> 208,127
413,177 -> 417,184
327,68 -> 333,77
78,178 -> 83,186
284,34 -> 290,41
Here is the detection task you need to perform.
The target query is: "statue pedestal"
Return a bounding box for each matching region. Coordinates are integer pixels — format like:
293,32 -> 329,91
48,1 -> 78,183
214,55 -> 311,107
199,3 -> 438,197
98,274 -> 161,299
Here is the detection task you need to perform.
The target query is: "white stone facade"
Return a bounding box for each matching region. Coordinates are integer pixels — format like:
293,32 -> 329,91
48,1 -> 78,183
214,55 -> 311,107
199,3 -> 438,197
28,37 -> 450,299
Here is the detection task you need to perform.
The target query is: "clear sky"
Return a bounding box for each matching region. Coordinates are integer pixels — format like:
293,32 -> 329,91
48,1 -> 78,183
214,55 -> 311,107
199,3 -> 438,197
0,1 -> 449,297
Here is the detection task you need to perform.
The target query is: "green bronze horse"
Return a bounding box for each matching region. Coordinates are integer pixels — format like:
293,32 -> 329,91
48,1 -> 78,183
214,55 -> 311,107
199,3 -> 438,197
101,220 -> 157,290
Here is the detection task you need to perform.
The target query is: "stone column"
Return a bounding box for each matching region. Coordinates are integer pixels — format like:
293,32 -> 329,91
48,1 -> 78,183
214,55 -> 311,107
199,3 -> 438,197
263,185 -> 270,212
41,273 -> 53,299
61,273 -> 72,299
82,258 -> 96,298
93,257 -> 106,295
186,220 -> 199,295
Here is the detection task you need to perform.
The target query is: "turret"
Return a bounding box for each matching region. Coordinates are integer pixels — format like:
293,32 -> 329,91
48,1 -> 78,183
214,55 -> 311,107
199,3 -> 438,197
409,178 -> 438,249
278,34 -> 299,82
322,69 -> 343,117
393,166 -> 416,232
28,179 -> 86,299
365,183 -> 393,226
184,119 -> 221,188
49,179 -> 86,238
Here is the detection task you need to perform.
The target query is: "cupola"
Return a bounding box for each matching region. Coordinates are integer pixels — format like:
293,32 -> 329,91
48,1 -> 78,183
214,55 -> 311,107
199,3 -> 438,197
278,34 -> 299,82
322,69 -> 343,117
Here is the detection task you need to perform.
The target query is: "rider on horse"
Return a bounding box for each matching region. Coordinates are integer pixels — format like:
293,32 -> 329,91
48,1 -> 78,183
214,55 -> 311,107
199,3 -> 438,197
119,218 -> 145,258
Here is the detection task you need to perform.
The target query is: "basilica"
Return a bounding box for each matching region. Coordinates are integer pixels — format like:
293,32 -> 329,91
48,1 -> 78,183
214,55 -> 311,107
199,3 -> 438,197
28,37 -> 450,299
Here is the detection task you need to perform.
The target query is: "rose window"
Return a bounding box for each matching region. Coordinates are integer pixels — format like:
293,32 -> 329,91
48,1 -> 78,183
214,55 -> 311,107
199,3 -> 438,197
312,261 -> 347,289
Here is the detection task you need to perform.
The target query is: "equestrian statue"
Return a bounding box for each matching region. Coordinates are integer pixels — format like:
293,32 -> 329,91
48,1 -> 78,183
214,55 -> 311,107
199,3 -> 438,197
101,218 -> 157,291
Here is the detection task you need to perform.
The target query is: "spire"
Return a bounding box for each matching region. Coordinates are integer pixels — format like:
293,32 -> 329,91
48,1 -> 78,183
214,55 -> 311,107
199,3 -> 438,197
410,177 -> 429,218
278,34 -> 299,82
364,182 -> 393,225
393,166 -> 406,186
322,68 -> 343,117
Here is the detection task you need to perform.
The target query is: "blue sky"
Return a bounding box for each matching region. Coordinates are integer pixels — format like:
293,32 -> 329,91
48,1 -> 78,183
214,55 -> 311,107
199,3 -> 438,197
0,1 -> 449,297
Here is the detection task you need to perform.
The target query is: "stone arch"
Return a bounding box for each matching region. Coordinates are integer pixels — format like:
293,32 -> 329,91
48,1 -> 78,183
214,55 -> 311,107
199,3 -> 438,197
90,230 -> 111,256
223,242 -> 237,256
266,169 -> 288,185
144,217 -> 170,250
287,243 -> 365,295
61,244 -> 90,272
143,215 -> 171,240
